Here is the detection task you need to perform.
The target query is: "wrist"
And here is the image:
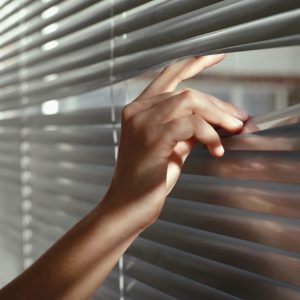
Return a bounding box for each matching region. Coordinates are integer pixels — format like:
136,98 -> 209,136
98,184 -> 161,234
96,187 -> 148,236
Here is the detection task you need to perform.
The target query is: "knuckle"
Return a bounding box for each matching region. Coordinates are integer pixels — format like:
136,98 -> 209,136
180,88 -> 193,99
180,88 -> 198,108
121,104 -> 132,121
131,114 -> 141,129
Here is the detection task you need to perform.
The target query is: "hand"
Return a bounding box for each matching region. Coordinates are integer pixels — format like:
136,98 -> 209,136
0,56 -> 249,300
107,55 -> 249,229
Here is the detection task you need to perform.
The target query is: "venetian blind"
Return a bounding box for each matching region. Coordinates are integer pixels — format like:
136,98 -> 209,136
0,0 -> 299,299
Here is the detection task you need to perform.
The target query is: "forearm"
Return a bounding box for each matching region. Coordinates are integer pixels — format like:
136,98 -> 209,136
0,190 -> 143,300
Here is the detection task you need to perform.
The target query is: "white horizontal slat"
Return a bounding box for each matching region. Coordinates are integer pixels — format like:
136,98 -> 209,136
141,220 -> 300,286
0,0 -> 151,62
0,0 -> 99,46
172,174 -> 300,218
124,255 -> 239,300
1,1 -> 299,102
124,274 -> 176,300
127,238 -> 300,299
31,190 -> 94,216
0,1 -> 299,298
0,0 -> 32,24
161,197 -> 300,252
30,126 -> 115,145
0,0 -> 213,88
30,143 -> 115,165
94,268 -> 120,300
185,149 -> 300,184
31,175 -> 109,201
94,286 -> 120,300
31,159 -> 114,185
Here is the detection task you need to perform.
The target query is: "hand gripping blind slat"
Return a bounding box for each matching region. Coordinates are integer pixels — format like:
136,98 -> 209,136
0,1 -> 300,299
125,107 -> 300,299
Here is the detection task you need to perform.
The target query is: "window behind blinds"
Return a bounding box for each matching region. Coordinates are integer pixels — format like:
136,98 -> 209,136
0,0 -> 299,299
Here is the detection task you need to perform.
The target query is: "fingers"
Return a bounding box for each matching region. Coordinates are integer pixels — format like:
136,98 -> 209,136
135,89 -> 244,133
137,54 -> 225,99
240,118 -> 259,134
209,96 -> 249,121
157,115 -> 224,158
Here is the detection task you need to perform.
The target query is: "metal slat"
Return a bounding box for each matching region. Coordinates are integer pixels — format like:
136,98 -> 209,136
94,269 -> 120,300
0,212 -> 22,237
1,7 -> 298,103
0,181 -> 21,207
113,0 -> 300,60
31,175 -> 109,202
0,0 -> 295,83
0,141 -> 19,155
0,3 -> 299,102
0,167 -> 20,184
31,189 -> 94,216
30,218 -> 64,244
0,0 -> 62,37
142,220 -> 300,286
161,197 -> 300,253
185,150 -> 300,184
31,201 -> 79,231
30,144 -> 115,165
172,175 -> 300,219
127,238 -> 300,299
29,108 -> 117,126
30,159 -> 113,185
94,286 -> 120,300
0,110 -> 22,126
0,0 -> 151,62
30,126 -> 115,145
0,0 -> 217,82
0,0 -> 12,10
222,124 -> 300,151
124,255 -> 239,300
110,8 -> 300,87
0,127 -> 20,142
1,1 -> 103,56
0,0 -> 32,24
124,275 -> 176,300
0,0 -> 99,47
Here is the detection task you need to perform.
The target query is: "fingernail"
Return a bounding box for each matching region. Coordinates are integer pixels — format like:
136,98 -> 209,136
215,145 -> 224,157
233,118 -> 243,127
237,107 -> 249,119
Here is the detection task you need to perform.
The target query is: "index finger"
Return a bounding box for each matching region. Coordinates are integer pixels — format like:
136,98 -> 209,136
137,54 -> 225,100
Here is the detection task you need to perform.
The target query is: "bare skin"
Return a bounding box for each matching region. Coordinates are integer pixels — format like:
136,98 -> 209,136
0,55 -> 248,299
